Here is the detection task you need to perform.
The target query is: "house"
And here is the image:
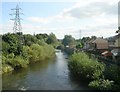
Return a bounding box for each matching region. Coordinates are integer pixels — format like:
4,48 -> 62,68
83,39 -> 95,50
108,34 -> 120,63
108,34 -> 120,50
92,38 -> 108,50
108,34 -> 120,56
83,38 -> 108,51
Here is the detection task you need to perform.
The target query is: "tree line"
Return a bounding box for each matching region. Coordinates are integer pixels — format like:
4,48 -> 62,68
1,32 -> 59,74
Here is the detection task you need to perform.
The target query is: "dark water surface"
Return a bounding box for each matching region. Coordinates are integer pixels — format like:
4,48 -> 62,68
2,50 -> 90,90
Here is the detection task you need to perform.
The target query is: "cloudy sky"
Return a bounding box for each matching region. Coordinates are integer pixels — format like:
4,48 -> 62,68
1,0 -> 119,39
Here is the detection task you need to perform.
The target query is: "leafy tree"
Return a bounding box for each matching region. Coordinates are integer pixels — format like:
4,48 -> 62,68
62,35 -> 75,47
46,33 -> 58,47
81,37 -> 90,43
1,33 -> 56,74
2,33 -> 22,55
36,33 -> 49,41
37,39 -> 47,46
23,34 -> 38,46
2,33 -> 18,44
76,43 -> 83,49
2,41 -> 10,54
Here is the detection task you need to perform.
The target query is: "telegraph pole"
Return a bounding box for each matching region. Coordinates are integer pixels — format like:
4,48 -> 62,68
10,4 -> 23,33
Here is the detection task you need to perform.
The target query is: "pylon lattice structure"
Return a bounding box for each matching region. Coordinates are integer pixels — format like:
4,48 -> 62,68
10,4 -> 23,33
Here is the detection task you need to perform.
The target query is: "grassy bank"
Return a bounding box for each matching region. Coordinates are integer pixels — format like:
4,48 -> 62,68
68,52 -> 120,90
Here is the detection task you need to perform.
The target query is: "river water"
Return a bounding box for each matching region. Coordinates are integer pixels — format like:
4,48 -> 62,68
2,50 -> 90,90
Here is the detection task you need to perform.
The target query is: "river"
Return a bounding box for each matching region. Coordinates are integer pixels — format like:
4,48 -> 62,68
2,50 -> 90,90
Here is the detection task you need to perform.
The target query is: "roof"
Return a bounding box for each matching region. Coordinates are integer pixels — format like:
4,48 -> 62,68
87,39 -> 95,43
108,34 -> 120,42
92,38 -> 108,44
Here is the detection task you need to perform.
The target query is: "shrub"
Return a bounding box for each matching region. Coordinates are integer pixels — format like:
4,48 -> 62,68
29,44 -> 45,62
89,79 -> 114,90
12,56 -> 29,68
28,44 -> 55,63
104,64 -> 120,85
22,46 -> 31,59
68,52 -> 105,80
2,64 -> 14,73
37,40 -> 47,46
68,52 -> 120,90
43,44 -> 55,58
2,55 -> 7,64
2,53 -> 29,68
1,33 -> 55,74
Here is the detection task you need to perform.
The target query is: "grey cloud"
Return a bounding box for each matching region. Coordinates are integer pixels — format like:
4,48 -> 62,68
64,2 -> 117,19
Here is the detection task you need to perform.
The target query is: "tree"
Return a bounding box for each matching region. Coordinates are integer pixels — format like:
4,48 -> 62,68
2,33 -> 24,55
81,37 -> 90,43
23,34 -> 38,46
36,33 -> 49,41
46,33 -> 58,47
2,41 -> 10,54
62,35 -> 75,47
76,43 -> 83,49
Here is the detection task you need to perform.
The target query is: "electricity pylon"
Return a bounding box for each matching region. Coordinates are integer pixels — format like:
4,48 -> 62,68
10,4 -> 24,55
10,4 -> 23,33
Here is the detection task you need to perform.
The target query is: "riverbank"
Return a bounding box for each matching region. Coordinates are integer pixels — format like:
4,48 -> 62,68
68,52 -> 120,90
2,44 -> 55,74
2,50 -> 90,90
1,33 -> 58,74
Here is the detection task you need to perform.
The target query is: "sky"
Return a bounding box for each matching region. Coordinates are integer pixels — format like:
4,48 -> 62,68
0,0 -> 119,39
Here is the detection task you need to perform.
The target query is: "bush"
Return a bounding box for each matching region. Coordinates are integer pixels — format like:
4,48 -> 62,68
68,52 -> 105,80
2,55 -> 7,64
1,33 -> 55,74
104,64 -> 120,85
43,44 -> 55,58
2,53 -> 29,69
22,46 -> 31,59
29,44 -> 44,62
68,52 -> 120,90
89,79 -> 114,90
12,56 -> 29,68
28,44 -> 55,63
2,64 -> 14,73
2,43 -> 55,73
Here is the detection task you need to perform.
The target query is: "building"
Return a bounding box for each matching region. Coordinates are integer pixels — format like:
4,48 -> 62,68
92,38 -> 108,50
108,34 -> 120,57
108,34 -> 120,50
83,38 -> 108,51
